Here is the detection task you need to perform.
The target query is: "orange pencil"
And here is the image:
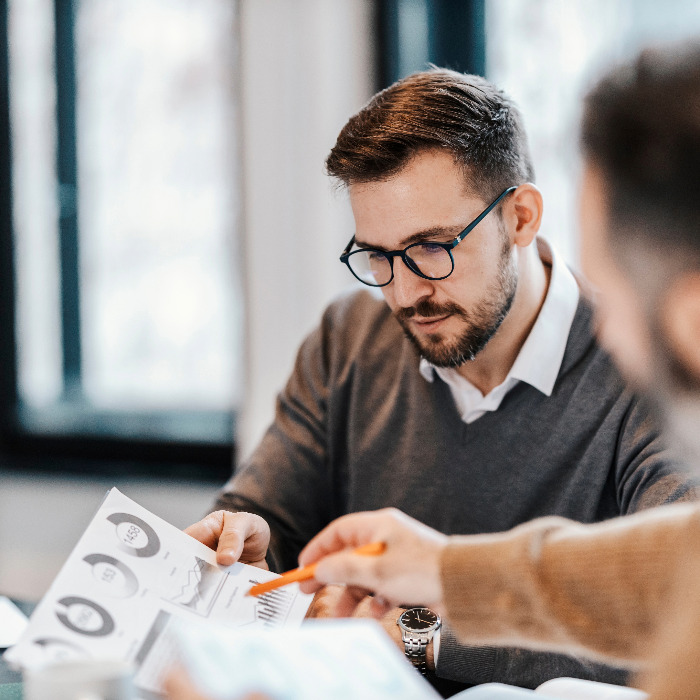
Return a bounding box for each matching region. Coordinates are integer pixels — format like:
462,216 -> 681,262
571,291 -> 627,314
247,541 -> 386,597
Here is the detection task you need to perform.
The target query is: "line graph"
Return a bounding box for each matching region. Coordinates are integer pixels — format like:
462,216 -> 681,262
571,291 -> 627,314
167,557 -> 226,616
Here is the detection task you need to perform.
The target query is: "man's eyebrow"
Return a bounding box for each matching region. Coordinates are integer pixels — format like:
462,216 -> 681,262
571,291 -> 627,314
354,225 -> 461,251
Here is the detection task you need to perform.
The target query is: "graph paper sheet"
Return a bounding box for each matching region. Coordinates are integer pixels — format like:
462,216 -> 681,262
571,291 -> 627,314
5,488 -> 312,698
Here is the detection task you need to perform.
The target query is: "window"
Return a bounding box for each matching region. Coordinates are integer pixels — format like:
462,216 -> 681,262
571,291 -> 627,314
486,0 -> 700,265
3,0 -> 241,473
376,0 -> 485,88
72,0 -> 241,417
1,1 -> 376,474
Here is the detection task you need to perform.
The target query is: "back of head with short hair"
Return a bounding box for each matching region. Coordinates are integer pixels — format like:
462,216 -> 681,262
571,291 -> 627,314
326,67 -> 535,202
581,40 -> 700,263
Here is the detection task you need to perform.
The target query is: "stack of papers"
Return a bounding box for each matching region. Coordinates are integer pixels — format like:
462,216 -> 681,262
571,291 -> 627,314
4,488 -> 441,699
5,488 -> 313,697
0,597 -> 28,649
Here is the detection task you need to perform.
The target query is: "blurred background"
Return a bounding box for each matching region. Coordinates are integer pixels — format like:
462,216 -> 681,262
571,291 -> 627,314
2,0 -> 700,601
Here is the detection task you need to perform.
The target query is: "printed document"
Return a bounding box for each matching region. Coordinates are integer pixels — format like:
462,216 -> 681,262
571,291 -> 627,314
5,488 -> 312,698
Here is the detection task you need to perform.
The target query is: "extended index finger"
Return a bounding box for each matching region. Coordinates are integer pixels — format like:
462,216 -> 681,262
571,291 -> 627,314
298,511 -> 385,567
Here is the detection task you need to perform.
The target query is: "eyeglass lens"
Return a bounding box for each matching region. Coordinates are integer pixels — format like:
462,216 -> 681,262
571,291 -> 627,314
348,243 -> 453,286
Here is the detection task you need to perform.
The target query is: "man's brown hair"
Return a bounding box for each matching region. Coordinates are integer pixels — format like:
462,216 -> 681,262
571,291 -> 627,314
326,67 -> 535,202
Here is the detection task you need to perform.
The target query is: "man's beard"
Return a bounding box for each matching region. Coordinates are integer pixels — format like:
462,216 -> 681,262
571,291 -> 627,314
394,237 -> 518,367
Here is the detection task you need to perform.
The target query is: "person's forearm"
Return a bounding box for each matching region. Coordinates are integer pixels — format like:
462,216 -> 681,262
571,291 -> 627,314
440,502 -> 700,664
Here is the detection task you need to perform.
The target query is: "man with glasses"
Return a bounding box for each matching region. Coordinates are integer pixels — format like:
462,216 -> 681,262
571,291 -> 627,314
185,68 -> 697,691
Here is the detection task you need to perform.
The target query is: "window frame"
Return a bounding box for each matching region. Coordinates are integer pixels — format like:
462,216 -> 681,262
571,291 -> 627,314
374,0 -> 486,89
0,0 -> 486,479
0,0 -> 234,480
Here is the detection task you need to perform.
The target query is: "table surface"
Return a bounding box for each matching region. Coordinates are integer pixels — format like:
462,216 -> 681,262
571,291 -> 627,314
0,685 -> 21,700
0,600 -> 34,694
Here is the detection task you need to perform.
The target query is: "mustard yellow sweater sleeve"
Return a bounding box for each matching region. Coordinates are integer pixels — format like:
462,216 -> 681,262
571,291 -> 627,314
439,502 -> 700,666
636,547 -> 700,698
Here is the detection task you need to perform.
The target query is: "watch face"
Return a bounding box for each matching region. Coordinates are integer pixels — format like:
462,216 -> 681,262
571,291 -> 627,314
399,607 -> 439,631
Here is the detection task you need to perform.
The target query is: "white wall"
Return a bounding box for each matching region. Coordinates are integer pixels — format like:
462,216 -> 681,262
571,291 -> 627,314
0,471 -> 216,601
237,0 -> 374,458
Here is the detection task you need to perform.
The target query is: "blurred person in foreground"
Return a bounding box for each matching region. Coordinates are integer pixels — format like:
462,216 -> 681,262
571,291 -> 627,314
182,65 -> 699,692
294,39 -> 700,699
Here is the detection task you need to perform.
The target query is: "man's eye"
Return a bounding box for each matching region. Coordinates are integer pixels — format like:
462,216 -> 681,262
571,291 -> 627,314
367,251 -> 386,261
419,243 -> 444,254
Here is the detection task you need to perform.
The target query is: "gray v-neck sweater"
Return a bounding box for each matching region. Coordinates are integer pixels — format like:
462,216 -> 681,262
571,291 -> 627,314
217,289 -> 697,689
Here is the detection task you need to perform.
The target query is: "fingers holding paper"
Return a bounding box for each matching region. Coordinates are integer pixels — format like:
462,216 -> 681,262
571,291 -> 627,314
298,508 -> 447,611
184,510 -> 270,569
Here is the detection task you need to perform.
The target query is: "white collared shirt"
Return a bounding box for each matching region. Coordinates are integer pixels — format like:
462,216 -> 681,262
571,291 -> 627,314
419,237 -> 580,424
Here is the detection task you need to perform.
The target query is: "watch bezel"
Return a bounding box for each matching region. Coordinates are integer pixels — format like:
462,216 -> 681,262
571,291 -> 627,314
397,607 -> 441,634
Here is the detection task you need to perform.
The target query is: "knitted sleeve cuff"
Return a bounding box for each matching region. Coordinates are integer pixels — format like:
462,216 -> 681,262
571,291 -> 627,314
435,623 -> 497,684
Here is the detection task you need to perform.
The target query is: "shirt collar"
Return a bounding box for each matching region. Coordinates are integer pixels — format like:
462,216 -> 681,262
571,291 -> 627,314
418,237 -> 579,397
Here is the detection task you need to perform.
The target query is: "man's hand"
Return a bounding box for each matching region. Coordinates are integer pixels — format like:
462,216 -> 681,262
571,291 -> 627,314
298,508 -> 447,610
305,585 -> 435,671
184,510 -> 270,569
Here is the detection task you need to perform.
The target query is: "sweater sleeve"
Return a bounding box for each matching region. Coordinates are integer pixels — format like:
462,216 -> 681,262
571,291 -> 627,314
439,503 -> 700,668
211,291 -> 384,572
213,303 -> 339,572
435,631 -> 628,689
615,394 -> 700,513
636,542 -> 700,698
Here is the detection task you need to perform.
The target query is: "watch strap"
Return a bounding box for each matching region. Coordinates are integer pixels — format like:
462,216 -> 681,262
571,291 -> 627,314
402,635 -> 429,675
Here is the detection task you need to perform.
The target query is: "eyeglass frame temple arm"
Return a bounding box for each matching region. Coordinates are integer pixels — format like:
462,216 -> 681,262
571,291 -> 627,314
340,235 -> 356,260
450,185 -> 518,247
340,185 -> 518,260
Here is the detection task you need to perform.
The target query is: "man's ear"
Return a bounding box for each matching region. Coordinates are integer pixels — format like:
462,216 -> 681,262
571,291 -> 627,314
509,183 -> 543,247
660,272 -> 700,382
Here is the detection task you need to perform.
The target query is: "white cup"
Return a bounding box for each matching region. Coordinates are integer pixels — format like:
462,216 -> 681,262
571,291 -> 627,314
23,659 -> 136,700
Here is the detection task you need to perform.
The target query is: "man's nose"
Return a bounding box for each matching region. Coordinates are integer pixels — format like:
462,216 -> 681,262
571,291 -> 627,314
390,256 -> 434,308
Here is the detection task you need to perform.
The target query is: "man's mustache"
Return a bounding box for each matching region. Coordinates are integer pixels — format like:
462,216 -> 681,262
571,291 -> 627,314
394,300 -> 467,323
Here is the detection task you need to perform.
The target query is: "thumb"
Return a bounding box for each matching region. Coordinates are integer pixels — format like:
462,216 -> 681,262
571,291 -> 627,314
217,512 -> 269,567
314,550 -> 377,589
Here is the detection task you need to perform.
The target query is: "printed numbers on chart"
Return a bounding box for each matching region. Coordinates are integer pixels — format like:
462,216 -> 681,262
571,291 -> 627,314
123,525 -> 140,544
83,554 -> 139,598
55,596 -> 115,637
107,512 -> 161,558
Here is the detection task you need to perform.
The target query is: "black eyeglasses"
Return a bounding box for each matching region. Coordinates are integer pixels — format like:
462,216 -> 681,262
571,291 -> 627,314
339,186 -> 517,287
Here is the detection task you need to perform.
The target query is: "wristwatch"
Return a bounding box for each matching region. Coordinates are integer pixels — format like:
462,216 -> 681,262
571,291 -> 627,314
397,607 -> 441,675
